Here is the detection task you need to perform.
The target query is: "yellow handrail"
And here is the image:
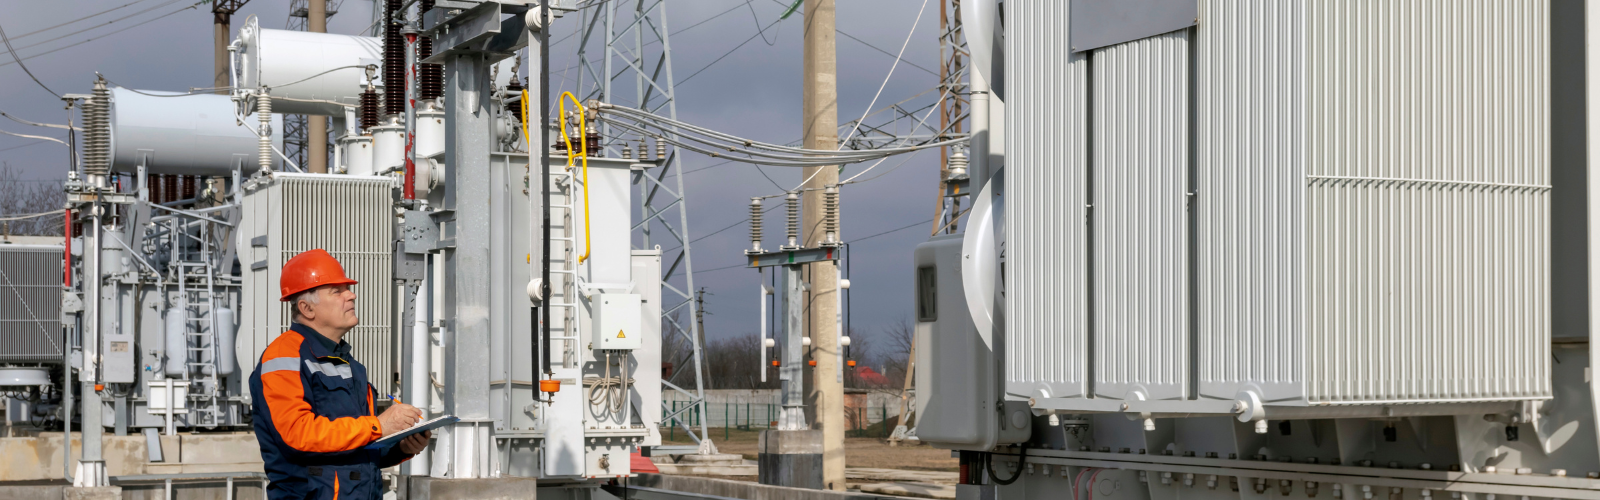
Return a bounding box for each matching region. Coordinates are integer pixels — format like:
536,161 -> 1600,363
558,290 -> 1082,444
558,92 -> 593,264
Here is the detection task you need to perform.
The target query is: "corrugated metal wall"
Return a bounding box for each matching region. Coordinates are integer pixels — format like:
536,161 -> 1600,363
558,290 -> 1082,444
0,246 -> 65,362
1006,0 -> 1091,399
1299,0 -> 1550,403
279,176 -> 396,394
241,175 -> 395,395
1194,0 -> 1307,403
1092,30 -> 1191,401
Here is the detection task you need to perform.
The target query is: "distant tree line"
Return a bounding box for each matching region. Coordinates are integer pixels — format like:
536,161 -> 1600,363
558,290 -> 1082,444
660,312 -> 913,391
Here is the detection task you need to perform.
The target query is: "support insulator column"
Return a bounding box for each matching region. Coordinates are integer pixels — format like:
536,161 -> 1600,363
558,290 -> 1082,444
783,192 -> 799,249
258,92 -> 273,171
823,186 -> 839,246
749,198 -> 764,252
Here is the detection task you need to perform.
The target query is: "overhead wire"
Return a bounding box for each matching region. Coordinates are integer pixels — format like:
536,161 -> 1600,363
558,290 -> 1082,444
2,0 -> 187,56
10,0 -> 151,40
0,129 -> 68,147
1,111 -> 76,131
0,23 -> 61,98
0,0 -> 206,69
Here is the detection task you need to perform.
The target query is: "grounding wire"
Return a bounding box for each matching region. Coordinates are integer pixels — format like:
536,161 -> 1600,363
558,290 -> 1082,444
0,1 -> 206,69
11,0 -> 150,40
4,0 -> 187,56
0,23 -> 61,98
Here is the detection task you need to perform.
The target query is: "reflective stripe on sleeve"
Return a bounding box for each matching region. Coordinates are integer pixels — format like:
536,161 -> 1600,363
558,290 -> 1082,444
260,357 -> 301,374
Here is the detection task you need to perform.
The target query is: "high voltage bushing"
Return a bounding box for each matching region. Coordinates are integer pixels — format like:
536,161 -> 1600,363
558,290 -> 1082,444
654,136 -> 664,160
621,140 -> 632,159
823,186 -> 840,246
258,92 -> 273,170
417,0 -> 443,100
783,192 -> 799,250
749,197 -> 763,252
360,87 -> 379,131
382,0 -> 405,116
504,77 -> 524,122
81,77 -> 111,177
634,140 -> 644,161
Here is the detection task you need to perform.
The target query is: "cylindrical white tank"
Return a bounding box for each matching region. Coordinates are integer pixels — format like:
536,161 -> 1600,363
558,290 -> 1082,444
236,16 -> 382,116
214,307 -> 237,377
109,87 -> 284,176
164,301 -> 187,378
370,121 -> 405,176
416,102 -> 445,158
339,134 -> 374,175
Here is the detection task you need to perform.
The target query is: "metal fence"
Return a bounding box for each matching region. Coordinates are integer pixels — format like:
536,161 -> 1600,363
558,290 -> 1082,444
661,401 -> 894,440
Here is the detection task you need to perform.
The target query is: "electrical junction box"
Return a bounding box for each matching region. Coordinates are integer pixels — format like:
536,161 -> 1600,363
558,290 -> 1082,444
592,294 -> 642,351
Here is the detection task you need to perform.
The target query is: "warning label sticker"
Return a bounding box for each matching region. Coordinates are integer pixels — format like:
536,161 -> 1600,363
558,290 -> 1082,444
617,330 -> 626,339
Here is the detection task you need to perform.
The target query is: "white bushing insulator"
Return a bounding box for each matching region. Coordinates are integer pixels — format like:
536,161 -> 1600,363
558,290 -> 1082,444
1144,418 -> 1156,431
839,278 -> 851,289
840,336 -> 851,346
1255,420 -> 1269,434
763,338 -> 776,348
801,336 -> 812,346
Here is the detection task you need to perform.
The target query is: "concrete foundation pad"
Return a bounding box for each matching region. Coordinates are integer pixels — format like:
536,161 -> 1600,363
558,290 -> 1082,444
634,474 -> 897,500
857,482 -> 956,500
62,486 -> 121,500
654,463 -> 757,476
406,476 -> 540,500
758,430 -> 823,489
673,453 -> 746,466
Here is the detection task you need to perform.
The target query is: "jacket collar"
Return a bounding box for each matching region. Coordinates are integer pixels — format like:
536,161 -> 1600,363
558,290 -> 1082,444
290,322 -> 351,358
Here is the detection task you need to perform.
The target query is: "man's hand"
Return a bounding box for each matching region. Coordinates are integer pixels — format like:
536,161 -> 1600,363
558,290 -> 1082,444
378,403 -> 421,437
398,430 -> 431,455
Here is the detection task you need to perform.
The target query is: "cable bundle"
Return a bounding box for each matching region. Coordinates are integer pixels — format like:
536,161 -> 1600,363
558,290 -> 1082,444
593,103 -> 966,168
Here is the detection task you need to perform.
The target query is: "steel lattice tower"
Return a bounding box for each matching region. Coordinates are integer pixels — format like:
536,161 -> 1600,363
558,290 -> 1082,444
572,0 -> 717,454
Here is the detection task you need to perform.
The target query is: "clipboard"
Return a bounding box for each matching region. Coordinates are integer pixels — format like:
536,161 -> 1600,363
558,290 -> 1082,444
364,415 -> 458,450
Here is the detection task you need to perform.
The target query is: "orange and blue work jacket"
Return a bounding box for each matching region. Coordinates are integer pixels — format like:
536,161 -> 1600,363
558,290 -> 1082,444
250,323 -> 410,500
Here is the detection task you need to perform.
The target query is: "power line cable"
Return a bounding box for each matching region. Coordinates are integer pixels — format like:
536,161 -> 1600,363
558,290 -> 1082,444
764,0 -> 937,77
3,0 -> 187,55
0,111 -> 75,131
0,128 -> 68,147
678,14 -> 785,85
692,216 -> 934,275
0,1 -> 205,69
0,23 -> 61,98
11,0 -> 151,40
745,0 -> 782,46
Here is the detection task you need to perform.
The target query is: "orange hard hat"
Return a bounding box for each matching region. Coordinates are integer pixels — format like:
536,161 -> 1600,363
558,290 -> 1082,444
279,249 -> 359,301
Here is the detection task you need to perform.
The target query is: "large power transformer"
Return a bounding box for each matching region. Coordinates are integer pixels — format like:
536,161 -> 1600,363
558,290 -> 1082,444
917,2 -> 1600,500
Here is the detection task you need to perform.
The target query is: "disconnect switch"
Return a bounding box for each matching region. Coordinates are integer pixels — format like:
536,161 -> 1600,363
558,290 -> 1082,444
593,293 -> 642,351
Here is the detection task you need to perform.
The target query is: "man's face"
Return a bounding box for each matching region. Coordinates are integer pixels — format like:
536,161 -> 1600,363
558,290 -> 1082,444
305,284 -> 359,331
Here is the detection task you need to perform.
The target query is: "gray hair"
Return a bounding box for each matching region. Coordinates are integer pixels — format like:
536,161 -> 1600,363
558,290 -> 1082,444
289,288 -> 321,323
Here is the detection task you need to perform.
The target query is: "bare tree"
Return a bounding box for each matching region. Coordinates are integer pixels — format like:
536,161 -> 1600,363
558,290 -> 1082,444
878,318 -> 914,389
0,162 -> 65,236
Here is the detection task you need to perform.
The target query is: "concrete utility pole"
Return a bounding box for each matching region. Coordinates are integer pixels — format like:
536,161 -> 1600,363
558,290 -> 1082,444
801,0 -> 845,491
306,0 -> 329,173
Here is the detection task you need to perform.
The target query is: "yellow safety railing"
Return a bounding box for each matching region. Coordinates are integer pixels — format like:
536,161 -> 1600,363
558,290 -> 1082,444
522,89 -> 594,265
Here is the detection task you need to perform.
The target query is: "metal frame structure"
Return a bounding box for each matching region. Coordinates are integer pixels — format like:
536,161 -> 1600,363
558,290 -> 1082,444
571,0 -> 715,454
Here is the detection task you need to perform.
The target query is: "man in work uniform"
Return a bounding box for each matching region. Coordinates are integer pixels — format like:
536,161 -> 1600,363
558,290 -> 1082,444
250,249 -> 430,499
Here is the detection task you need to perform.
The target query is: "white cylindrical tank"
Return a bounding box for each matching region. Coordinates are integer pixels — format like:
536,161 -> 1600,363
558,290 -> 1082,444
214,307 -> 237,377
339,134 -> 374,175
236,16 -> 382,116
416,102 -> 445,158
164,300 -> 187,378
370,120 -> 405,176
109,87 -> 284,176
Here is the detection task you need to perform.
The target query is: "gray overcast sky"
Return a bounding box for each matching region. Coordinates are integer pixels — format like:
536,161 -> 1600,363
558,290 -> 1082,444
0,0 -> 949,357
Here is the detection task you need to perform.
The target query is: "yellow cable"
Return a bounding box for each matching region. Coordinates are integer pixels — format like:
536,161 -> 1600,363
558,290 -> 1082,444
558,91 -> 593,264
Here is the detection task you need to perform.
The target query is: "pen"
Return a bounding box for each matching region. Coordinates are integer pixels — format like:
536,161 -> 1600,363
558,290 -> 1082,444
388,394 -> 402,405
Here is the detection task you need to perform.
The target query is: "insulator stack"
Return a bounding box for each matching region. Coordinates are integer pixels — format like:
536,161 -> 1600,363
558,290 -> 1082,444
784,192 -> 799,249
823,186 -> 839,245
81,77 -> 111,177
621,141 -> 631,159
258,93 -> 273,170
417,0 -> 443,100
382,0 -> 405,116
749,198 -> 763,252
360,88 -> 379,132
654,136 -> 665,160
181,176 -> 197,201
505,78 -> 524,122
634,141 -> 644,161
163,175 -> 178,203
